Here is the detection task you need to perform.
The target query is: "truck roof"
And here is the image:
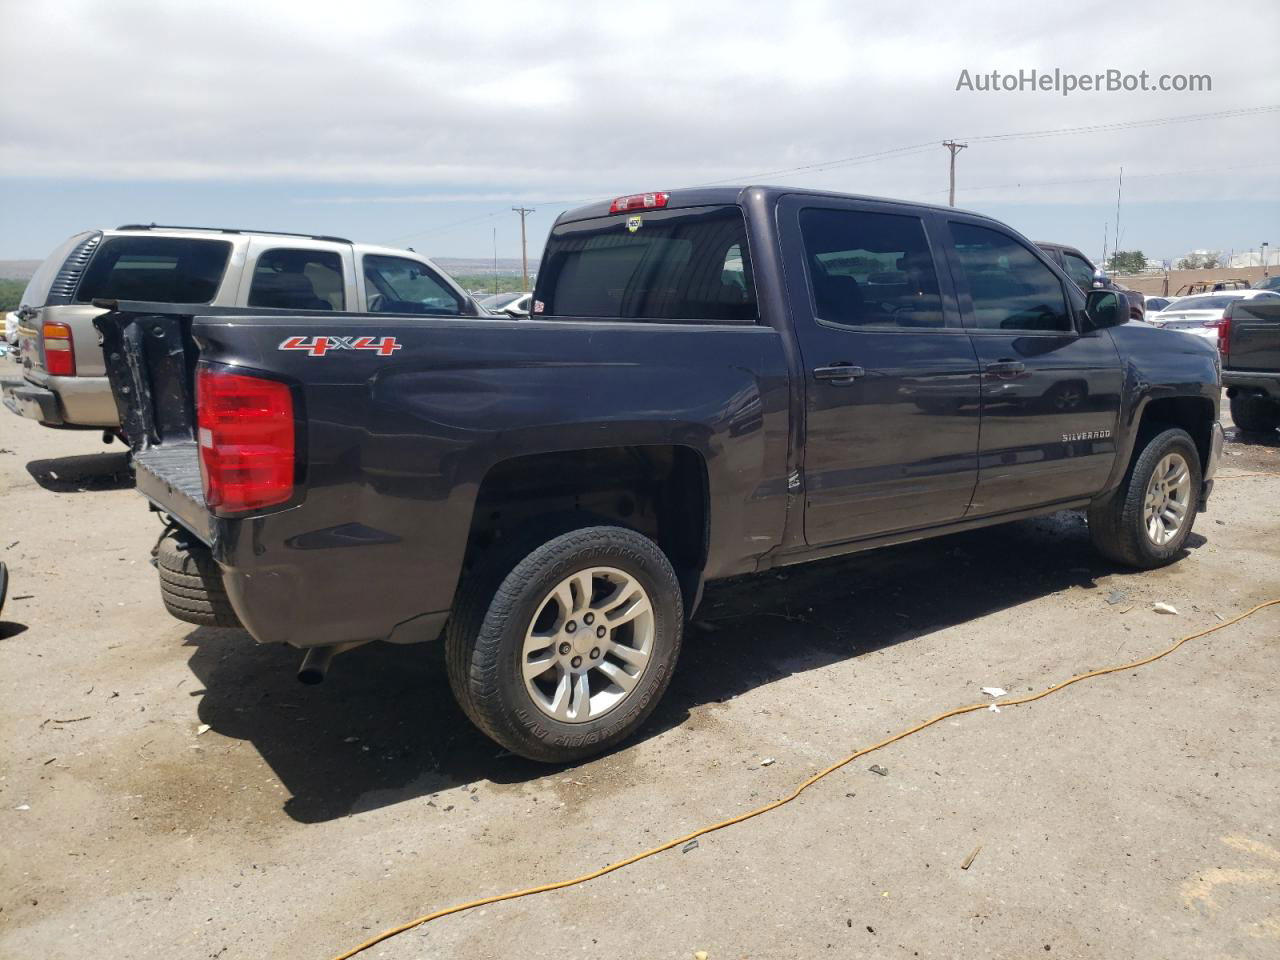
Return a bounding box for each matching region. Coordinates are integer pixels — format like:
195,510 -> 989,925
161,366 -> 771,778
555,185 -> 988,225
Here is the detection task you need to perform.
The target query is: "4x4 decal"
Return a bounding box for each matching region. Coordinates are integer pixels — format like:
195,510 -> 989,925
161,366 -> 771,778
278,335 -> 402,357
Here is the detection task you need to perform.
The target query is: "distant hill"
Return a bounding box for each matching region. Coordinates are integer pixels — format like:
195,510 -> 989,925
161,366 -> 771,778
0,260 -> 40,281
433,257 -> 540,275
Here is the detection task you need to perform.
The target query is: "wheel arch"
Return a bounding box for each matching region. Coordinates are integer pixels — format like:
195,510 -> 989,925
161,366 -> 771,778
463,443 -> 711,614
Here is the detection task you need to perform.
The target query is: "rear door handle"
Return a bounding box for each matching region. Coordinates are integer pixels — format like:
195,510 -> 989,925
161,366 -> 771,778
813,363 -> 865,384
984,360 -> 1025,378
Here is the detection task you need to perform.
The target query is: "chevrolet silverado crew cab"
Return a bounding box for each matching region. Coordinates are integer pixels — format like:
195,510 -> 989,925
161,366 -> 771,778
96,186 -> 1223,763
3,225 -> 477,432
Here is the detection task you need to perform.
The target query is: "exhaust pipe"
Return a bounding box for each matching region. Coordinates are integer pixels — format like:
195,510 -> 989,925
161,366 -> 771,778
297,645 -> 338,685
296,640 -> 369,685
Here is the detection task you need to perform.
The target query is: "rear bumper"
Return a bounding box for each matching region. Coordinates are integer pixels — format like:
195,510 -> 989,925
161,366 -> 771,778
1223,371 -> 1280,400
3,379 -> 64,424
1,374 -> 119,428
135,443 -> 450,649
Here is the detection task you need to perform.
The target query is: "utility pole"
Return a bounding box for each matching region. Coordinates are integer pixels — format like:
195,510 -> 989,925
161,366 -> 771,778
512,206 -> 535,291
942,141 -> 967,207
1112,166 -> 1123,269
492,227 -> 498,295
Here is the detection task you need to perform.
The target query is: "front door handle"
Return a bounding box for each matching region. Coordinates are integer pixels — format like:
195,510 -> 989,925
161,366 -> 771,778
813,363 -> 865,385
984,360 -> 1025,378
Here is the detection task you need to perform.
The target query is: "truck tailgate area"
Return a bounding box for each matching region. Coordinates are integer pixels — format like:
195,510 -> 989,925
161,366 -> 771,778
134,442 -> 212,544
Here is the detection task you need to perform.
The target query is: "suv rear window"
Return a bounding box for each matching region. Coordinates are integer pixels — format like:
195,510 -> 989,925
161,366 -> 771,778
76,236 -> 231,304
535,205 -> 757,322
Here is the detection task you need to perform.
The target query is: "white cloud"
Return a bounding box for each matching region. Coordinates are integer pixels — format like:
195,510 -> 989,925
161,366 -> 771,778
1,0 -> 1277,209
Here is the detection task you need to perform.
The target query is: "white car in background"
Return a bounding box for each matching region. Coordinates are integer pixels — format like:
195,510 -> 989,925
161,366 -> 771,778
1147,290 -> 1280,344
479,291 -> 531,316
1143,295 -> 1173,314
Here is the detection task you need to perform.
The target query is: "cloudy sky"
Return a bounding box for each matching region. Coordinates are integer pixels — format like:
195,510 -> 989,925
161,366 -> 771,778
2,0 -> 1277,264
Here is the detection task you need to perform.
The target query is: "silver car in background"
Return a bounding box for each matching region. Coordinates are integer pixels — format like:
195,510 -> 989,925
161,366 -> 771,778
1147,290 -> 1280,345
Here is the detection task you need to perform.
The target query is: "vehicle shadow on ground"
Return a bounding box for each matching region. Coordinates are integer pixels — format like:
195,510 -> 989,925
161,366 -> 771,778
0,621 -> 29,640
182,511 -> 1203,824
26,451 -> 133,492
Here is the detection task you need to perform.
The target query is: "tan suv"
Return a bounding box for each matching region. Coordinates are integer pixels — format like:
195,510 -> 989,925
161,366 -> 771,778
3,225 -> 478,432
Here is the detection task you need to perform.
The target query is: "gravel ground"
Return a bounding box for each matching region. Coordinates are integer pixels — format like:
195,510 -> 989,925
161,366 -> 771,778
3,359 -> 1279,960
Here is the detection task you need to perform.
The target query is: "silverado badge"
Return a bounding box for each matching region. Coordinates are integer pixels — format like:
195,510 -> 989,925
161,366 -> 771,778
1062,429 -> 1111,442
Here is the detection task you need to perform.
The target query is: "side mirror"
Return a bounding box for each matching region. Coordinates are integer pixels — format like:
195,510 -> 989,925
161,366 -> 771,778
1085,290 -> 1125,329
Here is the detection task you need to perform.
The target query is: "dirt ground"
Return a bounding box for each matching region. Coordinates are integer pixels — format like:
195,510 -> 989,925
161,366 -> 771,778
3,355 -> 1279,960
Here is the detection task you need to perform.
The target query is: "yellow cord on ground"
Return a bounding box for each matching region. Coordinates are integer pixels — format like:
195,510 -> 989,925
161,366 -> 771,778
331,598 -> 1280,960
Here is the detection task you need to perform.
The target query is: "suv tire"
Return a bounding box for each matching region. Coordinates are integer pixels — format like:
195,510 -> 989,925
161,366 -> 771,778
1229,393 -> 1280,435
1088,427 -> 1201,569
154,527 -> 242,628
446,525 -> 683,763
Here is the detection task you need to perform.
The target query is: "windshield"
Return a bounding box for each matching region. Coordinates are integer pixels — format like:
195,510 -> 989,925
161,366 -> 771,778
535,205 -> 757,322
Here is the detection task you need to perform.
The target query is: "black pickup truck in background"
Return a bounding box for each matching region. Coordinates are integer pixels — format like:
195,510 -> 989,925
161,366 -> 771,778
96,186 -> 1223,762
1222,297 -> 1280,436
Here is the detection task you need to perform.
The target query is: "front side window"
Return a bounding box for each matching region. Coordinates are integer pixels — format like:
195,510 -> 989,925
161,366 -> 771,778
799,208 -> 945,329
248,248 -> 345,310
950,223 -> 1071,333
362,256 -> 462,315
76,236 -> 231,304
535,205 -> 757,322
1061,252 -> 1098,291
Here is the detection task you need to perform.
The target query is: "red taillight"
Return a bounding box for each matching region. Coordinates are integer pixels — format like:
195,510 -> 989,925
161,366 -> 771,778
1216,314 -> 1231,358
42,321 -> 75,376
196,367 -> 295,513
609,192 -> 669,214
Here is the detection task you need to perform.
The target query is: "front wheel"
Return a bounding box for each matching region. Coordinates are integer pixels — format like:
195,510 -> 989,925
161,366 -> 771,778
1088,427 -> 1201,568
446,525 -> 684,763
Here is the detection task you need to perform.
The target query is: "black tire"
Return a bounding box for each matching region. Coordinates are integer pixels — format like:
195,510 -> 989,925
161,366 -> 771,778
1230,393 -> 1280,435
446,525 -> 684,763
1087,427 -> 1201,569
153,527 -> 242,628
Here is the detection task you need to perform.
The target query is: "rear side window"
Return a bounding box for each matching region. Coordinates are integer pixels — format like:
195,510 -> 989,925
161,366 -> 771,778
362,255 -> 462,315
249,248 -> 345,311
950,223 -> 1071,333
799,208 -> 945,329
76,236 -> 231,304
535,205 -> 757,322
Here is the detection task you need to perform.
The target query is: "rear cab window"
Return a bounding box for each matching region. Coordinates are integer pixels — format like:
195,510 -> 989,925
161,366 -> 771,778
534,205 -> 757,323
76,236 -> 232,304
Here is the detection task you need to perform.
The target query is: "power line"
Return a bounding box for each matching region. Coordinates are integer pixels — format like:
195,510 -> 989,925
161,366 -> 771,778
381,103 -> 1280,247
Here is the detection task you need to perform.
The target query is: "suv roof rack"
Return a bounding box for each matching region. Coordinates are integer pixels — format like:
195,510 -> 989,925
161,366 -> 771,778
114,223 -> 353,244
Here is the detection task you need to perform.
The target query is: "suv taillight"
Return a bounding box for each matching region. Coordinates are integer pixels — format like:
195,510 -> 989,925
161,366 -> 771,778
196,367 -> 295,513
42,321 -> 76,376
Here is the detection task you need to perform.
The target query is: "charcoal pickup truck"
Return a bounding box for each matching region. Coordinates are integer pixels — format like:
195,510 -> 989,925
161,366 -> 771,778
96,186 -> 1223,762
1222,296 -> 1280,435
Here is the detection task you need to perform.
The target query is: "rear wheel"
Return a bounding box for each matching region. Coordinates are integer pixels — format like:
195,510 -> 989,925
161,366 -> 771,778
446,525 -> 683,763
1088,427 -> 1201,568
1229,393 -> 1280,435
154,527 -> 242,628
